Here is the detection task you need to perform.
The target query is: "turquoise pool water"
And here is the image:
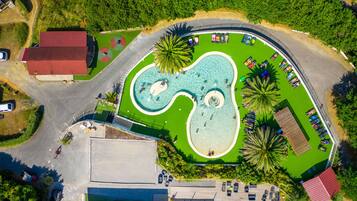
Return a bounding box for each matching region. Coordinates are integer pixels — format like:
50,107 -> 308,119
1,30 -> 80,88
132,53 -> 239,158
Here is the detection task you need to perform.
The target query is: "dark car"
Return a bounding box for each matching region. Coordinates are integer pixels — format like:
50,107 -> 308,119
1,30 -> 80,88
50,189 -> 63,201
248,194 -> 256,201
233,182 -> 239,192
168,175 -> 173,182
244,185 -> 249,193
227,180 -> 232,187
227,189 -> 232,196
221,182 -> 226,192
158,174 -> 163,184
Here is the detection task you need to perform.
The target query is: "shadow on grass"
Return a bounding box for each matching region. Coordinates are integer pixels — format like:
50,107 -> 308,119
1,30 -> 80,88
47,26 -> 86,31
300,159 -> 328,181
274,99 -> 310,141
130,124 -> 170,142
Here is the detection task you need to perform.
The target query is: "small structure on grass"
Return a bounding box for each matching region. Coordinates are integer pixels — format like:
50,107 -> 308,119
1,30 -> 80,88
302,167 -> 340,201
274,107 -> 311,155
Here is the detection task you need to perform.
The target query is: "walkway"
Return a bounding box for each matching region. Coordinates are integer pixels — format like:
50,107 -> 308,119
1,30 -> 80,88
0,19 -> 350,200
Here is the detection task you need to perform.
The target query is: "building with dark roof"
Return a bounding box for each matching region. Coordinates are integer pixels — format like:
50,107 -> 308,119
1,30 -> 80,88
22,31 -> 91,80
303,167 -> 340,201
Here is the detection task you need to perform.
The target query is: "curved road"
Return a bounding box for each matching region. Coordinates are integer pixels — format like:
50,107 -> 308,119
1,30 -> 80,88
0,19 -> 349,199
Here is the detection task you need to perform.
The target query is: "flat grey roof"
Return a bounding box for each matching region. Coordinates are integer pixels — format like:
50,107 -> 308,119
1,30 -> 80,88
90,138 -> 157,184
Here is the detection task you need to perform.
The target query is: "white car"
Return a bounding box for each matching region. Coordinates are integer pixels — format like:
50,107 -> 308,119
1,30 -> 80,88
0,51 -> 8,62
0,103 -> 14,112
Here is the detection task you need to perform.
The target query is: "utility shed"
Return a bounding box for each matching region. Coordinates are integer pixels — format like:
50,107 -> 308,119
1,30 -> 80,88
274,107 -> 311,155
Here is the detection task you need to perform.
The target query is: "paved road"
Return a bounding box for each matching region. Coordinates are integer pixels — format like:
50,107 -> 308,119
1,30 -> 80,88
0,19 -> 350,199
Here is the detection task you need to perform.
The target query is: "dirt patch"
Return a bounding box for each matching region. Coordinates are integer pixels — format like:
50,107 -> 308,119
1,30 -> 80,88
143,8 -> 353,71
326,91 -> 349,141
105,126 -> 146,140
0,81 -> 36,136
0,7 -> 26,25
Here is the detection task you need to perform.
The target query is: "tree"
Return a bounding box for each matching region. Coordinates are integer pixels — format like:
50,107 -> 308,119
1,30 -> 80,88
0,171 -> 39,201
105,92 -> 117,103
242,76 -> 280,114
242,127 -> 287,172
154,34 -> 192,74
337,167 -> 357,200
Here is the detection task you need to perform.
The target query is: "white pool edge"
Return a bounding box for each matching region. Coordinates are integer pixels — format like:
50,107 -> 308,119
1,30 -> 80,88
129,52 -> 240,159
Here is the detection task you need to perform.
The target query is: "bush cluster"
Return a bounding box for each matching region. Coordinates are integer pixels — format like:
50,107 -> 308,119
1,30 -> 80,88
157,140 -> 307,200
35,0 -> 357,66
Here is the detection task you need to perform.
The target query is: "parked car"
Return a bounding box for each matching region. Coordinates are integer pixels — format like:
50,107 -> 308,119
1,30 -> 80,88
244,185 -> 249,192
158,174 -> 163,184
0,50 -> 8,62
221,182 -> 226,192
233,182 -> 239,192
168,175 -> 173,182
248,194 -> 256,201
227,189 -> 232,196
0,103 -> 14,112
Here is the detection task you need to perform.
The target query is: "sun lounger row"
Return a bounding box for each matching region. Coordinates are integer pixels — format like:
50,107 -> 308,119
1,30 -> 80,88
188,36 -> 199,46
306,108 -> 330,151
211,33 -> 229,43
270,52 -> 279,61
243,112 -> 256,134
244,56 -> 256,69
279,59 -> 300,88
242,34 -> 256,46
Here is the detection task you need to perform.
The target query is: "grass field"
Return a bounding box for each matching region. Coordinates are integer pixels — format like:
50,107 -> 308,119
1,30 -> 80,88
74,30 -> 141,80
0,23 -> 28,60
94,100 -> 116,122
118,33 -> 332,180
0,81 -> 42,147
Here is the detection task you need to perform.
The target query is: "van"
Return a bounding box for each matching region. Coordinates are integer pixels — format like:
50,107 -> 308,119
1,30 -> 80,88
0,103 -> 14,112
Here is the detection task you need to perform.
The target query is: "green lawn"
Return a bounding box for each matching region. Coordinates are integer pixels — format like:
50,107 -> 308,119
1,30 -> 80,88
74,30 -> 141,80
118,33 -> 332,180
94,100 -> 116,122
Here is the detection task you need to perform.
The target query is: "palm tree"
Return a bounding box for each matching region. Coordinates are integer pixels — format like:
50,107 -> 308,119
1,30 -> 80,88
105,92 -> 117,103
242,127 -> 287,172
242,76 -> 280,114
154,34 -> 192,74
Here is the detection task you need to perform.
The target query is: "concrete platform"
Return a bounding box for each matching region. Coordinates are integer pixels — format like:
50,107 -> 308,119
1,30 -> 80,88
90,138 -> 158,184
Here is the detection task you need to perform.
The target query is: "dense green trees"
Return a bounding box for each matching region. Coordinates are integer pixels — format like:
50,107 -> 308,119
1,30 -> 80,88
242,77 -> 280,114
0,171 -> 39,201
242,127 -> 287,172
35,0 -> 357,66
337,167 -> 357,200
154,34 -> 192,74
333,73 -> 357,148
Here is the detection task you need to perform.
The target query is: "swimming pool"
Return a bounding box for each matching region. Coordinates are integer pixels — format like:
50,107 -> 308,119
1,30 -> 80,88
130,52 -> 240,158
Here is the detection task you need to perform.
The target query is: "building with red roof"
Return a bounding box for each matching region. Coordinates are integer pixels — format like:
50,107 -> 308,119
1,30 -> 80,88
303,167 -> 340,201
22,31 -> 91,79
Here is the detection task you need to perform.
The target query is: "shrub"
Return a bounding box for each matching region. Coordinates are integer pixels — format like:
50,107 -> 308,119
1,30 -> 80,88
15,23 -> 29,47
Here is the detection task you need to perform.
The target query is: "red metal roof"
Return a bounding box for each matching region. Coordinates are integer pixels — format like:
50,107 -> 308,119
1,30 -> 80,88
303,167 -> 340,201
22,31 -> 88,75
40,31 -> 87,47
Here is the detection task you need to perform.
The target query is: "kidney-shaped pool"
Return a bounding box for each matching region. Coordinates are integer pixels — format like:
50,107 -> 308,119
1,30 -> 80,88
130,52 -> 240,158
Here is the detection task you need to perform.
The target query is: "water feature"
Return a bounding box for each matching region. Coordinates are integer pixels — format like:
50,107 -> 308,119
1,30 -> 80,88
131,52 -> 240,158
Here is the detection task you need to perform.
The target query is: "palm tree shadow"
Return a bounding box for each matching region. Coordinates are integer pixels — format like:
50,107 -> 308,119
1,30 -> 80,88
166,23 -> 193,36
247,63 -> 278,83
